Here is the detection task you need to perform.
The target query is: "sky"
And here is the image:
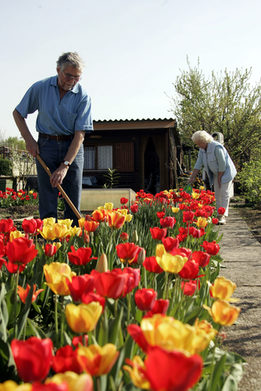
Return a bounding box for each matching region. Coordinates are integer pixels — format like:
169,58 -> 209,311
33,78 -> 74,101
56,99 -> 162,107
1,0 -> 260,140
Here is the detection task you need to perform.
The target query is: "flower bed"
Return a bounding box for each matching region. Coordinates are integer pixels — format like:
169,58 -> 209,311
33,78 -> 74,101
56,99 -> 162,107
0,188 -> 244,390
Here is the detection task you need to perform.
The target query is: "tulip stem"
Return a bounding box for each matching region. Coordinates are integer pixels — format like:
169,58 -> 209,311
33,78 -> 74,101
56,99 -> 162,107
54,294 -> 59,344
163,272 -> 169,299
13,270 -> 20,339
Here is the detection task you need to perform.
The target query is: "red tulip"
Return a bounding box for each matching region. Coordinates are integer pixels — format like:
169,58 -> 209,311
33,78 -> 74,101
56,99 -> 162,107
156,211 -> 165,218
142,347 -> 203,391
127,324 -> 149,353
122,267 -> 140,296
218,207 -> 226,215
150,227 -> 167,240
91,269 -> 127,299
162,236 -> 179,252
181,280 -> 199,296
68,246 -> 95,266
212,217 -> 219,225
52,345 -> 83,374
67,274 -> 94,302
81,292 -> 106,311
44,243 -> 59,257
183,211 -> 195,223
191,251 -> 210,267
116,242 -> 141,264
179,260 -> 199,279
22,218 -> 39,234
201,241 -> 220,255
72,335 -> 89,347
145,299 -> 169,317
143,256 -> 164,274
5,237 -> 38,273
160,216 -> 176,228
120,197 -> 129,204
0,218 -> 14,233
120,232 -> 129,241
130,203 -> 139,213
11,337 -> 53,382
135,288 -> 157,311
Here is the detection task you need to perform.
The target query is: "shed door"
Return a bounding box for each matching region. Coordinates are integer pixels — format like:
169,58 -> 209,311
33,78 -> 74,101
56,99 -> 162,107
114,142 -> 134,172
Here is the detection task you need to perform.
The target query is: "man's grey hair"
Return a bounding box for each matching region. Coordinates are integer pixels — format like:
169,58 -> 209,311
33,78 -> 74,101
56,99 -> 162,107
192,130 -> 214,144
57,52 -> 84,71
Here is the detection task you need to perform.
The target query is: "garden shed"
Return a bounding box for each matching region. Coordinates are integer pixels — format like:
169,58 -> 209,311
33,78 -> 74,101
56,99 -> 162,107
83,118 -> 182,193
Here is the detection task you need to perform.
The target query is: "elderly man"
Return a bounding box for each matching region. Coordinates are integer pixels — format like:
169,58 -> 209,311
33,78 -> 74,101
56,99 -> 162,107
13,52 -> 93,225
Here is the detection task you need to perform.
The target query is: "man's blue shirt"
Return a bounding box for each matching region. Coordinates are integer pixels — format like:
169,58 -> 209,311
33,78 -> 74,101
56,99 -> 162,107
16,76 -> 93,135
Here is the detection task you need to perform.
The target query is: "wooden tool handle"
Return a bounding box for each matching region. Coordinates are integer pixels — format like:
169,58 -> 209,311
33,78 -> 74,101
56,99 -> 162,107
36,154 -> 82,220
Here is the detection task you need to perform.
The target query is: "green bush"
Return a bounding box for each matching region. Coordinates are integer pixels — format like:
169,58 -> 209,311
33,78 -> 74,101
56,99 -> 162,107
237,159 -> 261,207
0,158 -> 12,175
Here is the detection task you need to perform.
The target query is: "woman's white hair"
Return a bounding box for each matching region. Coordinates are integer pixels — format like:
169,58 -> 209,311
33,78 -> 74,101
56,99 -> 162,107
192,130 -> 214,144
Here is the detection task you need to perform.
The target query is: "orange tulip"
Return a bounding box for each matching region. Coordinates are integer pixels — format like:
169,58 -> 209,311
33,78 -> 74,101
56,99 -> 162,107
77,343 -> 119,376
107,211 -> 126,229
204,300 -> 240,326
17,284 -> 44,304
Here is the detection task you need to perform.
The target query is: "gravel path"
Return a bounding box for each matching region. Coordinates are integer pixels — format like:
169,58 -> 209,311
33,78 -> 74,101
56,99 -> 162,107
218,207 -> 261,390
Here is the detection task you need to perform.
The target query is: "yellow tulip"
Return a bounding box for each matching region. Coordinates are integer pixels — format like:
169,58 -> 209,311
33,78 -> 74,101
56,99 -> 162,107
44,262 -> 76,295
123,356 -> 150,389
195,217 -> 208,228
78,217 -> 85,228
43,217 -> 56,225
58,219 -> 73,228
156,244 -> 187,274
0,381 -> 32,391
10,230 -> 25,241
192,192 -> 200,199
204,300 -> 240,326
68,226 -> 82,237
39,219 -> 70,240
46,371 -> 93,391
171,207 -> 180,213
65,302 -> 102,333
194,319 -> 217,341
210,276 -> 237,301
140,314 -> 214,355
104,202 -> 113,210
77,343 -> 119,376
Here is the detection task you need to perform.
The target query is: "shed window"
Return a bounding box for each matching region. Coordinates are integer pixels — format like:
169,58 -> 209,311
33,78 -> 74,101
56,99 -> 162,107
84,142 -> 134,172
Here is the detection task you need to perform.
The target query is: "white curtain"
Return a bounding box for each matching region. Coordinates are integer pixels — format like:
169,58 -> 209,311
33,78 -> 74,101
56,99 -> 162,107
84,146 -> 95,169
98,146 -> 113,169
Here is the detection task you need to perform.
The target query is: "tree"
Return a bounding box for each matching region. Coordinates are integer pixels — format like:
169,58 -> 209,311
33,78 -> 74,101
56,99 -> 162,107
3,137 -> 26,151
170,59 -> 261,170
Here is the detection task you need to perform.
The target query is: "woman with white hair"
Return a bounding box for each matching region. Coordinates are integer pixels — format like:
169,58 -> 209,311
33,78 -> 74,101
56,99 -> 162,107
188,130 -> 237,224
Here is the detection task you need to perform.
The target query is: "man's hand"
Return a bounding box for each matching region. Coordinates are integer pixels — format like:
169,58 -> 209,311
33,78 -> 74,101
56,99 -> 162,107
50,165 -> 69,188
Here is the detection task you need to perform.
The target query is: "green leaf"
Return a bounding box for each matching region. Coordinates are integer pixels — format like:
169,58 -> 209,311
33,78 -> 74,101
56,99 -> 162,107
221,375 -> 237,391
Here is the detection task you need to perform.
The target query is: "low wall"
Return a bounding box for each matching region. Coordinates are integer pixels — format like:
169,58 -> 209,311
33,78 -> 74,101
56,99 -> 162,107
80,188 -> 136,211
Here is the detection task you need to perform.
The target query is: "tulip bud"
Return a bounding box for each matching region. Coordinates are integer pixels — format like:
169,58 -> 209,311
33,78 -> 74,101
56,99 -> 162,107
137,248 -> 146,265
96,253 -> 108,272
131,230 -> 138,243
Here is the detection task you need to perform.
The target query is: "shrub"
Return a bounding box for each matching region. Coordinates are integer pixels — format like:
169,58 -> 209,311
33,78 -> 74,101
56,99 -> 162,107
0,158 -> 12,175
237,159 -> 261,207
